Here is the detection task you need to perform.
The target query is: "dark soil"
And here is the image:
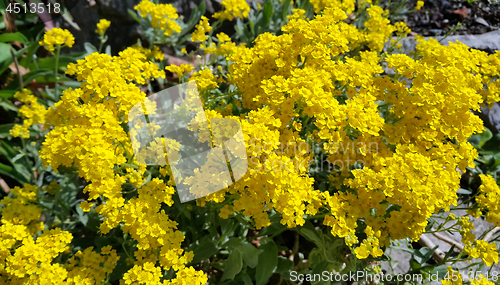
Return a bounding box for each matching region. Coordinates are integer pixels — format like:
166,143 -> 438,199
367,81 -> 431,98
398,0 -> 500,36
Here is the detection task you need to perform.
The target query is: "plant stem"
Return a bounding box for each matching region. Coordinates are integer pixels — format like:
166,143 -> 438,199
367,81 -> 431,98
10,49 -> 23,90
54,46 -> 61,98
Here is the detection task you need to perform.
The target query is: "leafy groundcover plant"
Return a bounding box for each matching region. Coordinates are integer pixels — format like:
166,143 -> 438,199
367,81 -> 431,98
1,0 -> 500,284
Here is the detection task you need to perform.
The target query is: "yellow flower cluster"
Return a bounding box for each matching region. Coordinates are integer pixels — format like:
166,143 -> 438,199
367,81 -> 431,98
441,267 -> 462,285
309,0 -> 355,14
166,63 -> 194,78
353,226 -> 384,259
471,275 -> 496,285
131,44 -> 165,61
212,3 -> 500,255
415,1 -> 425,11
213,0 -> 250,21
38,27 -> 75,52
9,89 -> 47,139
189,68 -> 219,91
191,16 -> 212,42
0,184 -> 121,284
464,240 -> 499,267
134,0 -> 181,36
6,3 -> 499,284
37,46 -> 207,282
95,19 -> 111,36
458,217 -> 476,244
477,174 -> 500,226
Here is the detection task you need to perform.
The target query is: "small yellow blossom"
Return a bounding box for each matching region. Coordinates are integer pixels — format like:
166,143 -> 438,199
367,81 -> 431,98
39,27 -> 75,52
212,0 -> 250,21
415,1 -> 424,10
95,19 -> 111,36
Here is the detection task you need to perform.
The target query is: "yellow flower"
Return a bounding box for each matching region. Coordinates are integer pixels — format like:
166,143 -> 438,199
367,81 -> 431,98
9,89 -> 47,138
212,0 -> 250,21
39,27 -> 75,52
191,16 -> 212,42
134,0 -> 181,36
415,1 -> 424,10
95,19 -> 111,36
216,32 -> 231,43
165,63 -> 195,78
441,267 -> 462,285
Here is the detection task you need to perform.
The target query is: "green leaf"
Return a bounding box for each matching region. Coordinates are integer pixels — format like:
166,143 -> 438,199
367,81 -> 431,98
128,9 -> 142,24
469,127 -> 493,147
236,242 -> 261,268
282,0 -> 292,21
425,218 -> 436,232
0,140 -> 17,157
480,133 -> 500,154
260,1 -> 273,29
248,18 -> 255,36
59,4 -> 81,31
456,188 -> 472,195
414,246 -> 438,264
180,1 -> 205,37
255,240 -> 278,285
424,264 -> 454,280
275,256 -> 293,274
221,248 -> 243,281
192,241 -> 219,264
311,260 -> 329,284
84,42 -> 98,55
239,272 -> 253,285
76,204 -> 89,226
0,162 -> 16,179
0,43 -> 13,63
0,100 -> 17,112
4,69 -> 53,91
0,46 -> 28,76
109,252 -> 133,281
0,32 -> 29,44
31,53 -> 85,70
299,228 -> 325,248
11,162 -> 31,183
323,238 -> 345,263
0,123 -> 14,139
0,90 -> 16,99
222,237 -> 244,248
